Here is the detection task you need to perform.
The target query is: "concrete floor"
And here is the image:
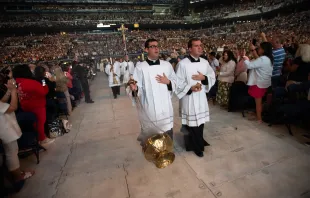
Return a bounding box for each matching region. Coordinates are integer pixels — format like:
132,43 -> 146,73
13,73 -> 310,198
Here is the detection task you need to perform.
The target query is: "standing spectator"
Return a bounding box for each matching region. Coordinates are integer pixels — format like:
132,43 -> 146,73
261,33 -> 286,87
54,67 -> 71,115
0,69 -> 35,192
216,50 -> 236,107
74,63 -> 94,103
244,42 -> 273,123
63,65 -> 74,114
34,66 -> 57,135
0,79 -> 34,191
13,64 -> 54,145
235,47 -> 249,84
208,52 -> 220,72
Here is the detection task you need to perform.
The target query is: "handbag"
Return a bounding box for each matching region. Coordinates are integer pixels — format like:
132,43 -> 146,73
48,118 -> 66,138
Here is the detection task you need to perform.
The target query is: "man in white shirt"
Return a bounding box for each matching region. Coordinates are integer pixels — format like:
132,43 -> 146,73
208,52 -> 220,72
129,38 -> 178,144
175,38 -> 216,157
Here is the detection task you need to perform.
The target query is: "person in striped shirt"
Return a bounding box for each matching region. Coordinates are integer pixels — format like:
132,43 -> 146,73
261,33 -> 286,87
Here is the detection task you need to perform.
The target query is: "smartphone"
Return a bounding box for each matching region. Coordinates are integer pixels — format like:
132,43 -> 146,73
252,39 -> 257,46
42,79 -> 46,86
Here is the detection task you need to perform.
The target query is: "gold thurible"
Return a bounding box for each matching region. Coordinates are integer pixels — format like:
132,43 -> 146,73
142,133 -> 175,169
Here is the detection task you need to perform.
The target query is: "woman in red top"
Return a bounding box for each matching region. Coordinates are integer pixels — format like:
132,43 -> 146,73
13,64 -> 54,145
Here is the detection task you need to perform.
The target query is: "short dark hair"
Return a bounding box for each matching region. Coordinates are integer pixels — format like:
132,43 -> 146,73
12,64 -> 34,79
145,39 -> 158,48
209,52 -> 216,57
188,38 -> 201,49
34,66 -> 46,81
260,42 -> 274,64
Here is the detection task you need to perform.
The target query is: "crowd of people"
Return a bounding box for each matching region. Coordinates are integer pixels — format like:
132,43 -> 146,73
1,0 -> 304,28
199,0 -> 299,21
1,10 -> 309,65
0,59 -> 96,194
0,1 -> 310,194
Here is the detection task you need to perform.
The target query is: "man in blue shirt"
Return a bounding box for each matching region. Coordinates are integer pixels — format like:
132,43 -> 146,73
261,33 -> 286,87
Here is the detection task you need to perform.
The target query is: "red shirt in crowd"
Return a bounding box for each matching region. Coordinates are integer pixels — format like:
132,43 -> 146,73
15,78 -> 49,109
64,71 -> 73,89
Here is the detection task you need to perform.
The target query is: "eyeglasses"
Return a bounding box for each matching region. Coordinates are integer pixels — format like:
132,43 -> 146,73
147,45 -> 159,49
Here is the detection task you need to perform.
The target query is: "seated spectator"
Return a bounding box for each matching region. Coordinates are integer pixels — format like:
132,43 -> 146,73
13,64 -> 54,145
277,75 -> 310,122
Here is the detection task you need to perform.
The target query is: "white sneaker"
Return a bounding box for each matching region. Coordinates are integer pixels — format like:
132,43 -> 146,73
40,138 -> 55,146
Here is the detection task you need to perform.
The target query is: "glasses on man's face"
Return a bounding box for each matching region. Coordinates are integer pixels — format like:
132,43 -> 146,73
147,45 -> 159,49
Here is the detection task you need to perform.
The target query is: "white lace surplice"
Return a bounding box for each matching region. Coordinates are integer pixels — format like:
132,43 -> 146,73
175,58 -> 216,127
128,60 -> 178,142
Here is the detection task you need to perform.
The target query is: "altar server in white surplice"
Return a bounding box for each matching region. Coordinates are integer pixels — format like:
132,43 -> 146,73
175,38 -> 216,157
105,59 -> 121,99
121,55 -> 135,85
128,39 -> 178,144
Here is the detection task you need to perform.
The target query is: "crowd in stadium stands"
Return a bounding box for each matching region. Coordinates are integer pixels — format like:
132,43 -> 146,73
1,10 -> 309,64
1,0 -> 305,28
32,5 -> 153,10
1,1 -> 310,194
200,0 -> 302,21
0,13 -> 185,28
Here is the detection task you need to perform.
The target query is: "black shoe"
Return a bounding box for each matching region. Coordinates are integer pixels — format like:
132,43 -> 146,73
203,140 -> 210,146
114,95 -> 117,99
86,100 -> 94,103
194,151 -> 204,157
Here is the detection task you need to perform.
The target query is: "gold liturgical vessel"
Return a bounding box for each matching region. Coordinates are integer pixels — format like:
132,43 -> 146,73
129,75 -> 175,168
142,133 -> 175,169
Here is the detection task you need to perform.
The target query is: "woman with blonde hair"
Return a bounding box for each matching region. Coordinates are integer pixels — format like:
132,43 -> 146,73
295,44 -> 310,63
54,66 -> 71,116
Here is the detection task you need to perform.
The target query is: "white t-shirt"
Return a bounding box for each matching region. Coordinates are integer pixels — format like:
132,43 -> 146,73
0,101 -> 22,143
244,56 -> 273,89
210,58 -> 220,72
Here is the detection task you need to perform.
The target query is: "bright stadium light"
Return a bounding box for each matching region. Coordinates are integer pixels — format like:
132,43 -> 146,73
97,23 -> 110,28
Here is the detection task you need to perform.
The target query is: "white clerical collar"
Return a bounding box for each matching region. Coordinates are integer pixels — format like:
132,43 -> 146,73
190,55 -> 199,61
147,57 -> 158,63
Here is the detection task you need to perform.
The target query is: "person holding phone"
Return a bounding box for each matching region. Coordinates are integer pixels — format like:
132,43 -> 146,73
13,64 -> 54,145
0,79 -> 35,191
244,42 -> 273,123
